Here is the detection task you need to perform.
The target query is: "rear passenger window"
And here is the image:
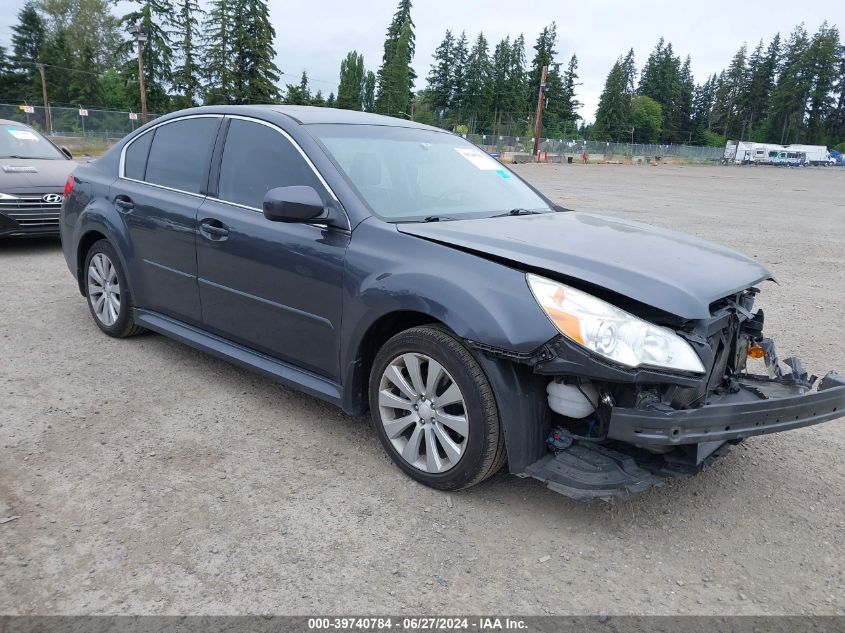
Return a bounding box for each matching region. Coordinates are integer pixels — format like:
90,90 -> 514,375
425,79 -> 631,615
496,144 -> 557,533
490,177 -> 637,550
144,117 -> 220,193
123,130 -> 154,180
217,119 -> 323,209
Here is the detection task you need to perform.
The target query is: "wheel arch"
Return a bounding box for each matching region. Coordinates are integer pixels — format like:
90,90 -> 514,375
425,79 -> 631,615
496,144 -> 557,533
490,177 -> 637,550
76,229 -> 109,295
341,310 -> 446,415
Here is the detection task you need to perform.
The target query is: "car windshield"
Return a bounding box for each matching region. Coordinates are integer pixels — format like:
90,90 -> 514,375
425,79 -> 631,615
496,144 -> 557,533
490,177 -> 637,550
312,124 -> 551,221
0,123 -> 64,160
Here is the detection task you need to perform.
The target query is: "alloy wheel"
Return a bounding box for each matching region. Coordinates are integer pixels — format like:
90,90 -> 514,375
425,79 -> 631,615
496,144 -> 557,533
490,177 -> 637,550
378,353 -> 468,473
87,253 -> 121,327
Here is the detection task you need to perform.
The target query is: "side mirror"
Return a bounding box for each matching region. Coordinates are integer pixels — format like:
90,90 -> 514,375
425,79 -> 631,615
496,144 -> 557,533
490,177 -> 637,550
60,146 -> 73,159
263,186 -> 325,223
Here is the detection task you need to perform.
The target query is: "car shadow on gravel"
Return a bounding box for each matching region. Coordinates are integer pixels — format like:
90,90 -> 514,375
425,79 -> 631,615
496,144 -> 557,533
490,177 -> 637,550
0,236 -> 62,255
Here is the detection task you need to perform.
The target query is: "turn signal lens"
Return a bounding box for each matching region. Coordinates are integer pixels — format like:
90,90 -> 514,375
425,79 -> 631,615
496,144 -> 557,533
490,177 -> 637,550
747,344 -> 765,358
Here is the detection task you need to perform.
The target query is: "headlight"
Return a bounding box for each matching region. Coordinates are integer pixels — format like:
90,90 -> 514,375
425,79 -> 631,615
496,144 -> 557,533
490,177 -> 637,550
526,274 -> 705,374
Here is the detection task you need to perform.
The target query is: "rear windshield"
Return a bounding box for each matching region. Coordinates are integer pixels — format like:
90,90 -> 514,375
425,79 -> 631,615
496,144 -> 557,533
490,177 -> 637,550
311,124 -> 550,222
0,123 -> 64,160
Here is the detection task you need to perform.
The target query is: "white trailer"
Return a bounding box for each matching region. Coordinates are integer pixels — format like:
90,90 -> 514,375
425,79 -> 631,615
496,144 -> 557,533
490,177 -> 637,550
724,140 -> 757,164
787,144 -> 834,166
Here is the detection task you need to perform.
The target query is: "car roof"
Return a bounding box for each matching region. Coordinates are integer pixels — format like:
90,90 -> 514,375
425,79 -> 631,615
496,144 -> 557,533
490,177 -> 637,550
154,105 -> 447,133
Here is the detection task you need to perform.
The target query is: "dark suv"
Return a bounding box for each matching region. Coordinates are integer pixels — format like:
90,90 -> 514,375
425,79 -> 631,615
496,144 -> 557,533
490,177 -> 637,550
60,106 -> 845,500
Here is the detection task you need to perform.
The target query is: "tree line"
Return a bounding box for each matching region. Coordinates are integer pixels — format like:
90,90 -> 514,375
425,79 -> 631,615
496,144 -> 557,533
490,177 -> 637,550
0,0 -> 842,151
592,23 -> 845,149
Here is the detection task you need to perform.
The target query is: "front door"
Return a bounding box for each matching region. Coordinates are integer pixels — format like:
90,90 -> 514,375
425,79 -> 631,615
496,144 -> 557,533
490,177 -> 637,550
195,117 -> 350,380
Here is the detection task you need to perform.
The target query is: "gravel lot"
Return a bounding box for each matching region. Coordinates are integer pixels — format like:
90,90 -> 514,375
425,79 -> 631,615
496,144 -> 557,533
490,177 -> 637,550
1,164 -> 844,615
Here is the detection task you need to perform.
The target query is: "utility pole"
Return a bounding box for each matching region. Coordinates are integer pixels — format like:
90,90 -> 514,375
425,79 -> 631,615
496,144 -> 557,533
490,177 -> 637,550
532,65 -> 548,159
129,25 -> 149,123
37,63 -> 51,134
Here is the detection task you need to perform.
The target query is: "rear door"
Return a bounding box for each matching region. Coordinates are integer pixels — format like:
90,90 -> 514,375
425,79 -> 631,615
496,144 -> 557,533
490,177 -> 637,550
116,115 -> 222,324
195,117 -> 350,379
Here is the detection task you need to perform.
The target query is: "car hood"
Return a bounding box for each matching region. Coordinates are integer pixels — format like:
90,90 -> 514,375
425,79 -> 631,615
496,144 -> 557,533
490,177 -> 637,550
396,212 -> 772,319
0,157 -> 76,190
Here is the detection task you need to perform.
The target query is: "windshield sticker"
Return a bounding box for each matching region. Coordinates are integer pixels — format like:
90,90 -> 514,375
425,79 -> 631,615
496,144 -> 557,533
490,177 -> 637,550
495,169 -> 511,179
453,147 -> 501,170
7,128 -> 38,141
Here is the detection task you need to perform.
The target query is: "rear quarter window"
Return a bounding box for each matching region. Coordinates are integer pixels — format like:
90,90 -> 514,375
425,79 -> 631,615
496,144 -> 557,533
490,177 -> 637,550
143,117 -> 220,194
123,130 -> 154,180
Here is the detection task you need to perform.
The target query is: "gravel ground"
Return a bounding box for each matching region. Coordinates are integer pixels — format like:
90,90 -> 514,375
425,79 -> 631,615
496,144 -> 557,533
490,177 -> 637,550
1,163 -> 844,615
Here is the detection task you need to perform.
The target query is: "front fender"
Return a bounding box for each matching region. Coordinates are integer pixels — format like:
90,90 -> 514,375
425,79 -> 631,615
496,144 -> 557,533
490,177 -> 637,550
341,220 -> 557,363
339,219 -> 557,415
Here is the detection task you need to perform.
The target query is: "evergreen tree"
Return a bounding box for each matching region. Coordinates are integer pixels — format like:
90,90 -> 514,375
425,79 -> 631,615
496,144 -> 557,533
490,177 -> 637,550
171,0 -> 202,107
805,23 -> 840,143
691,73 -> 718,142
507,35 -> 528,125
68,42 -> 102,105
119,0 -> 175,113
711,44 -> 748,138
229,0 -> 280,103
0,46 -> 14,101
462,32 -> 492,133
637,39 -> 688,142
427,30 -> 454,119
529,23 -> 568,135
375,19 -> 412,116
558,54 -> 582,135
591,50 -> 636,140
325,91 -> 336,108
202,0 -> 232,104
337,50 -> 365,110
490,36 -> 511,132
311,89 -> 325,106
285,71 -> 311,105
374,0 -> 415,112
10,2 -> 46,101
765,25 -> 812,143
827,48 -> 845,144
362,71 -> 376,112
739,37 -> 778,139
676,55 -> 695,141
449,31 -> 469,119
41,27 -> 74,104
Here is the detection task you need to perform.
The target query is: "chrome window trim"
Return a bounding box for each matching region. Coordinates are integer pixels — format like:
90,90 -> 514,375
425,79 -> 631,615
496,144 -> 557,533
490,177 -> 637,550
214,115 -> 350,231
117,113 -> 223,197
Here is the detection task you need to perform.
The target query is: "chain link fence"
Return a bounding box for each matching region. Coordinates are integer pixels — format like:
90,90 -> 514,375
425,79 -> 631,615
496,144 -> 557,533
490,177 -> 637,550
0,103 -> 160,139
467,134 -> 724,162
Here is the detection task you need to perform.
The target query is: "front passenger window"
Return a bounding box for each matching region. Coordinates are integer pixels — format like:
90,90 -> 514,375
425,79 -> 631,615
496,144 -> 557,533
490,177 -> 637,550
217,119 -> 324,209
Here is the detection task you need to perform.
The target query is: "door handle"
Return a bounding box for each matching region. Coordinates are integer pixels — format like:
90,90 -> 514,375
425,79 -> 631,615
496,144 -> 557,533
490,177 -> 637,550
199,218 -> 229,239
114,195 -> 134,212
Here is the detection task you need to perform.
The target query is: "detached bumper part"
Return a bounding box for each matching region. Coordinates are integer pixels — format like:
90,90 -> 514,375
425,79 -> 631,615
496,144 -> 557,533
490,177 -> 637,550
608,372 -> 845,446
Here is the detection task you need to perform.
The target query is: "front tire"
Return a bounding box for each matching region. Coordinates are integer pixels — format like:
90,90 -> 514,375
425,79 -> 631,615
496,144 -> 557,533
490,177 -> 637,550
369,325 -> 507,490
83,239 -> 144,338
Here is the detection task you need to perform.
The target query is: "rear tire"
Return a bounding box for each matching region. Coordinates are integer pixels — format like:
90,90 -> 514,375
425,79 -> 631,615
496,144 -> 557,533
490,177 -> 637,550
83,239 -> 145,338
369,325 -> 507,490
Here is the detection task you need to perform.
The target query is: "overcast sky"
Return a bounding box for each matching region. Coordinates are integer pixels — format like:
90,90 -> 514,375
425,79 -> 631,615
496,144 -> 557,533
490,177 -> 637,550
0,0 -> 838,122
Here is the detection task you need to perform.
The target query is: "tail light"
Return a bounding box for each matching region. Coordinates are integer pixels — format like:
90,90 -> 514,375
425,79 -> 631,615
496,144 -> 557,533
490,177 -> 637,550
63,173 -> 75,197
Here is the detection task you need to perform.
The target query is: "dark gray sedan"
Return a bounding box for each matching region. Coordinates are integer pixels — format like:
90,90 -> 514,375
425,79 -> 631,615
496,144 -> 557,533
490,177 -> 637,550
0,119 -> 75,237
60,106 -> 845,499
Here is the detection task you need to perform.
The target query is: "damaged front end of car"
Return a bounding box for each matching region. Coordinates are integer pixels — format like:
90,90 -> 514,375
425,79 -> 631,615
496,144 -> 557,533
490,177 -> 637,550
473,284 -> 845,501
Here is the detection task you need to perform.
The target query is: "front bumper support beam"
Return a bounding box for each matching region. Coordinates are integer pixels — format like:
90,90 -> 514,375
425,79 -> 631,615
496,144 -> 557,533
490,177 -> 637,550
607,375 -> 845,446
